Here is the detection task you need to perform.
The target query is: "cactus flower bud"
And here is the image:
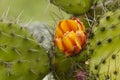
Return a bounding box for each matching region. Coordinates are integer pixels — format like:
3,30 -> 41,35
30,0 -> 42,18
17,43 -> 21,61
54,18 -> 86,56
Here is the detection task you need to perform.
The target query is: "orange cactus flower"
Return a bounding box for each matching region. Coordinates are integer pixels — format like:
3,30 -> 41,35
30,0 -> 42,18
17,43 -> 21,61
54,18 -> 87,56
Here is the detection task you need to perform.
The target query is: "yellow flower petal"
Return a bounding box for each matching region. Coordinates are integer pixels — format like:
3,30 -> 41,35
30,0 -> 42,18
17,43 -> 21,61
60,20 -> 70,33
54,38 -> 64,51
76,30 -> 86,46
72,17 -> 85,31
54,18 -> 87,56
67,31 -> 77,45
55,27 -> 63,38
62,35 -> 74,52
66,20 -> 78,32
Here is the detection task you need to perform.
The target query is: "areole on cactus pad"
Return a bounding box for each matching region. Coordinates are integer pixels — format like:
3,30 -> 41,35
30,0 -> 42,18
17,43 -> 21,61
54,18 -> 87,56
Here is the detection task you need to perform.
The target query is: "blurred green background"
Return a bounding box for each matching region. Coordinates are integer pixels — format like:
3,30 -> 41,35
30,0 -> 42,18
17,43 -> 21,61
0,0 -> 70,25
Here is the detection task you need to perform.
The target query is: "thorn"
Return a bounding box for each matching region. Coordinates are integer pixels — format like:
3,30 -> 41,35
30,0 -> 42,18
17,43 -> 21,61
0,46 -> 8,53
94,1 -> 98,7
111,54 -> 116,59
88,32 -> 94,39
7,71 -> 12,77
49,0 -> 54,3
17,60 -> 22,64
50,12 -> 57,25
1,6 -> 10,20
101,59 -> 106,64
8,23 -> 12,27
113,70 -> 118,75
12,47 -> 21,55
95,73 -> 99,78
97,41 -> 102,46
51,11 -> 62,21
100,27 -> 106,32
4,44 -> 7,48
2,61 -> 12,68
10,32 -> 15,37
110,24 -> 116,29
29,69 -> 37,75
84,14 -> 93,28
20,27 -> 23,30
94,65 -> 99,70
28,49 -> 39,53
37,44 -> 41,48
24,36 -> 28,40
106,59 -> 111,79
16,10 -> 24,24
43,1 -> 50,17
105,75 -> 110,79
106,16 -> 110,20
58,8 -> 64,19
107,38 -> 112,43
89,49 -> 94,54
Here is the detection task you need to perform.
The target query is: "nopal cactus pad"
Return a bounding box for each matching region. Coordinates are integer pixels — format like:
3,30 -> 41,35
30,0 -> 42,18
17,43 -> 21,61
88,9 -> 120,80
50,0 -> 93,15
0,21 -> 49,80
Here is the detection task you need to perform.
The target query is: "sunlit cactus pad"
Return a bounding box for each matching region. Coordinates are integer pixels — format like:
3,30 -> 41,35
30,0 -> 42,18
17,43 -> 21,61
50,0 -> 93,15
0,21 -> 49,80
89,9 -> 120,80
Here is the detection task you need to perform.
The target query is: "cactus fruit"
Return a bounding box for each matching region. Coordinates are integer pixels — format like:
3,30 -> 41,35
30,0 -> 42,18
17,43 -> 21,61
0,21 -> 49,80
88,9 -> 120,80
54,18 -> 86,56
50,0 -> 93,15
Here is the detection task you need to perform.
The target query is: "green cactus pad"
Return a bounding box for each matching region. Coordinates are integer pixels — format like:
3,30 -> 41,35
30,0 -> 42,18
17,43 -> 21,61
50,0 -> 93,15
89,9 -> 120,80
0,21 -> 49,80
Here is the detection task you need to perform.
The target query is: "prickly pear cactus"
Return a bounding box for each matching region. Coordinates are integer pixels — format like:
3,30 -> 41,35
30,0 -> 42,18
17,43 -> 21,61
0,0 -> 119,80
88,9 -> 120,80
50,0 -> 93,15
0,21 -> 49,80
